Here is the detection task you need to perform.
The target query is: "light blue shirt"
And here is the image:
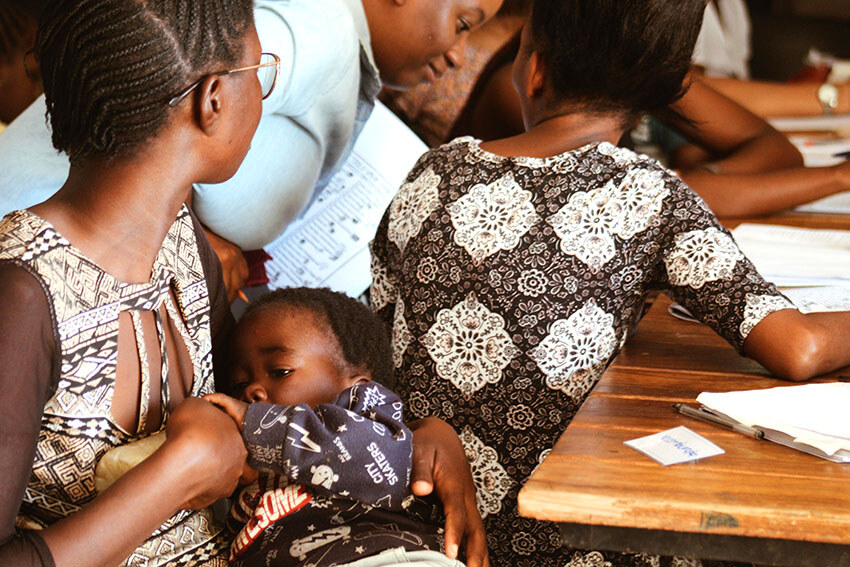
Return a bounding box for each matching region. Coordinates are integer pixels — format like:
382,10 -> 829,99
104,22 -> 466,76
0,0 -> 381,250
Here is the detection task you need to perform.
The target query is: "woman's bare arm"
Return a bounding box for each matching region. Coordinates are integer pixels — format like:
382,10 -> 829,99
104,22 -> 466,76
744,309 -> 850,381
700,75 -> 850,118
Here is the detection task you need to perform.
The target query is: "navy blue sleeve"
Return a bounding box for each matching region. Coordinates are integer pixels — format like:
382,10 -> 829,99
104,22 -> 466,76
241,383 -> 412,511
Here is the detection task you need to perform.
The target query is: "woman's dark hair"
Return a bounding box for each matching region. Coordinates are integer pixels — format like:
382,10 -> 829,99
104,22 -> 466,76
36,0 -> 255,164
243,287 -> 395,388
529,0 -> 706,125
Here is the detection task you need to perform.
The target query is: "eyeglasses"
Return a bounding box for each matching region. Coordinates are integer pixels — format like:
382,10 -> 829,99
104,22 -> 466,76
168,52 -> 281,107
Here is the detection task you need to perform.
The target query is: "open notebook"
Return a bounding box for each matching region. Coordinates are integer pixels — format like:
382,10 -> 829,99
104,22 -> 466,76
696,383 -> 850,463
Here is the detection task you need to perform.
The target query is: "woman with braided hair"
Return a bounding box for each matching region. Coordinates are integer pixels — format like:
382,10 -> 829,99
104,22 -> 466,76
0,5 -> 490,565
0,0 -> 265,565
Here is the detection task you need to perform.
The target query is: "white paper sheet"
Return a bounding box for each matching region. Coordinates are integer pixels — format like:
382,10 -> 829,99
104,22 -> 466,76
264,102 -> 428,297
697,383 -> 850,457
780,286 -> 850,313
732,223 -> 850,285
770,114 -> 850,133
625,426 -> 725,466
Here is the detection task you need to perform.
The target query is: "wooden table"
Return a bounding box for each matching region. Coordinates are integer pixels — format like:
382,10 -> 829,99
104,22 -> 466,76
518,228 -> 850,566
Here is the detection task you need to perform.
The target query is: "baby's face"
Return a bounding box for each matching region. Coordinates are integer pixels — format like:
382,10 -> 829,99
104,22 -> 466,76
230,306 -> 355,408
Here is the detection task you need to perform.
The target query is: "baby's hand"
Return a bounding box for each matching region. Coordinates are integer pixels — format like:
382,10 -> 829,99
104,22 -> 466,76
203,393 -> 249,432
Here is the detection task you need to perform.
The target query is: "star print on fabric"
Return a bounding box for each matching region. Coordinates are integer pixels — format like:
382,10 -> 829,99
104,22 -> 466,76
307,524 -> 316,532
337,424 -> 347,433
355,546 -> 366,554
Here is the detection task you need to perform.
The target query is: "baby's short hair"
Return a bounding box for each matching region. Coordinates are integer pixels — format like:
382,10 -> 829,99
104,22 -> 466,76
244,287 -> 395,387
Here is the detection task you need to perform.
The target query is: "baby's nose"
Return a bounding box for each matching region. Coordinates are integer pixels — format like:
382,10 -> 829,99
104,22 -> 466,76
243,383 -> 268,403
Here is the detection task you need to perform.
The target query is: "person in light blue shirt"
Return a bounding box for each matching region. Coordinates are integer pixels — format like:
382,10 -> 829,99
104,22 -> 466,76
0,0 -> 502,297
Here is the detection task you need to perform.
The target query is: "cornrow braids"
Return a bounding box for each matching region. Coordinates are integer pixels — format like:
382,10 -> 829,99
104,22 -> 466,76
244,287 -> 396,388
37,0 -> 254,165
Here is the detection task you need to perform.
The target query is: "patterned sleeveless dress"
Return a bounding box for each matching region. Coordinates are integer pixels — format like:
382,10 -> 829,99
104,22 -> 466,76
0,206 -> 228,566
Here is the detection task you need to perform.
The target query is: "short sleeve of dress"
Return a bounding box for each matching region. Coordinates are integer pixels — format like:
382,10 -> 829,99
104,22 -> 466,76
653,174 -> 796,353
0,262 -> 59,567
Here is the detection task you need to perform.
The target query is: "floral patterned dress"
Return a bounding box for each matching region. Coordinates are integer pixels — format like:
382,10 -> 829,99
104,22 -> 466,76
370,138 -> 794,567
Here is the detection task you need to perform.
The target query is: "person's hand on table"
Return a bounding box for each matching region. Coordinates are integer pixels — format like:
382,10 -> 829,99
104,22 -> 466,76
409,417 -> 489,567
203,227 -> 249,304
165,397 -> 247,509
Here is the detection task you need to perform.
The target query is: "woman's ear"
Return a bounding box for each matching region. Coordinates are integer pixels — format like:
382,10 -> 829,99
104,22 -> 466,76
526,50 -> 546,99
196,74 -> 225,135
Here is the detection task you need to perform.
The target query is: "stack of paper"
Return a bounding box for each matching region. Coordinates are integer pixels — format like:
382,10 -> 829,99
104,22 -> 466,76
731,223 -> 850,287
697,383 -> 850,462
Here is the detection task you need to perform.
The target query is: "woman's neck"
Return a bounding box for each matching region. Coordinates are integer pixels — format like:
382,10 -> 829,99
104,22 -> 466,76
480,110 -> 626,159
30,148 -> 196,284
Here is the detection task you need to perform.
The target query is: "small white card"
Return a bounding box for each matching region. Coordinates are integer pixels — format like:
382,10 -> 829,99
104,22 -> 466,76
624,426 -> 725,466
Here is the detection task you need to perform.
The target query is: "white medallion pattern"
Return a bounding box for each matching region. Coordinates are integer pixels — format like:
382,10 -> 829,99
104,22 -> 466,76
739,293 -> 795,338
547,168 -> 668,271
459,426 -> 512,519
530,299 -> 617,400
369,250 -> 395,313
391,299 -> 413,369
422,293 -> 519,397
388,167 -> 441,253
664,227 -> 743,288
448,173 -> 540,265
563,551 -> 614,567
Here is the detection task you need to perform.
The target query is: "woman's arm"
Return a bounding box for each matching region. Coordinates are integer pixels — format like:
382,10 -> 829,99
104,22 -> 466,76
0,264 -> 58,567
666,77 -> 804,174
699,75 -> 850,118
679,160 -> 850,218
743,309 -> 850,381
661,78 -> 850,217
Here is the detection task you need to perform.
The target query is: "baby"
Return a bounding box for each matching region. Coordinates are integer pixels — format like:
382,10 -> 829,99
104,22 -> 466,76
205,287 -> 462,567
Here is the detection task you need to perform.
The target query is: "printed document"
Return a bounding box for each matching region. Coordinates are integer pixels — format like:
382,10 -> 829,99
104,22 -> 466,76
264,102 -> 427,297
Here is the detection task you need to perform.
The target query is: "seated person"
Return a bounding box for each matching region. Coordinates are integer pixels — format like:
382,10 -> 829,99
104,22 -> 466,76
693,0 -> 850,118
0,0 -> 503,301
370,0 -> 850,565
0,0 -> 44,126
448,21 -> 849,218
204,287 -> 472,567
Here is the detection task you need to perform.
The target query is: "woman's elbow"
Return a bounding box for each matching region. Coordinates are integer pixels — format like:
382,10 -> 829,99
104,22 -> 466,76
765,326 -> 829,381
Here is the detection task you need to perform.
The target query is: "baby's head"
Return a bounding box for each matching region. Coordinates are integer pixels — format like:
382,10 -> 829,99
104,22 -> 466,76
513,0 -> 706,129
229,287 -> 394,408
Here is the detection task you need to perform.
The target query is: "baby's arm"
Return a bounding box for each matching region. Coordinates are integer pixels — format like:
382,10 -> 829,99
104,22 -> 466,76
207,384 -> 412,511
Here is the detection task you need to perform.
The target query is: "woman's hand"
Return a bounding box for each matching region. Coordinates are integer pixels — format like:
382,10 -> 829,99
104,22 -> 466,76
409,417 -> 489,567
166,397 -> 247,509
203,228 -> 249,304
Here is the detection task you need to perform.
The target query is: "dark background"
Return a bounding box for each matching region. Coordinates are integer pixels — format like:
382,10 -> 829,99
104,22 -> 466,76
747,0 -> 850,80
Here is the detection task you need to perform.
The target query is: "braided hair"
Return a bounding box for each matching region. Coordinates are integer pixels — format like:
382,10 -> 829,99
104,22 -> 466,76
242,287 -> 396,388
36,0 -> 254,164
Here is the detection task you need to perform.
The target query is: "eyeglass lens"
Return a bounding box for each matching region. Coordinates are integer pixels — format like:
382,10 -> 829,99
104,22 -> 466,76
257,53 -> 278,99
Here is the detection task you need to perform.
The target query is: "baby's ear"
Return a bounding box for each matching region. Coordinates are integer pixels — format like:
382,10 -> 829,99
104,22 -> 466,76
349,373 -> 372,388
